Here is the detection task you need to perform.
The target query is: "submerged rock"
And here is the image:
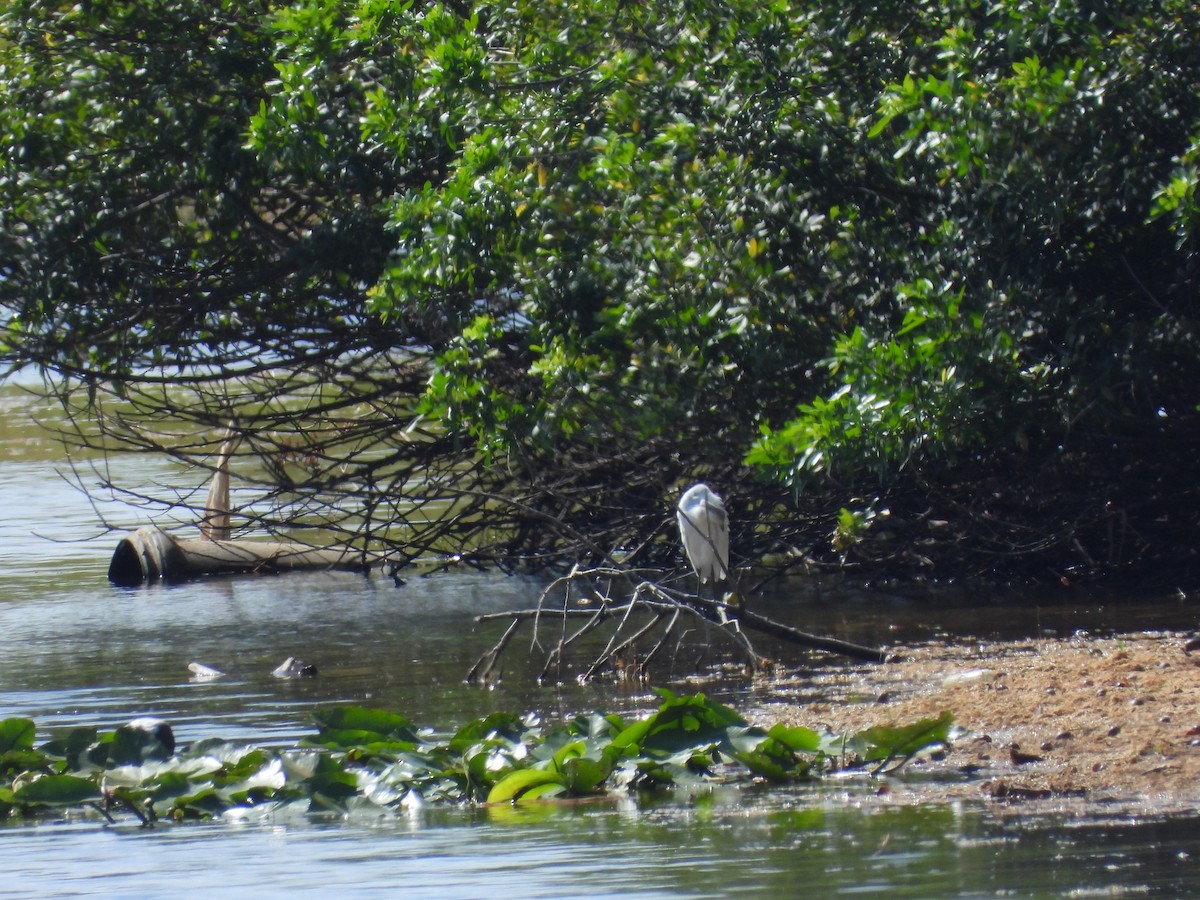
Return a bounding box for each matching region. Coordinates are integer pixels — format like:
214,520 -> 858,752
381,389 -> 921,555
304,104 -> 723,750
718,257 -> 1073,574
272,657 -> 318,678
188,661 -> 225,681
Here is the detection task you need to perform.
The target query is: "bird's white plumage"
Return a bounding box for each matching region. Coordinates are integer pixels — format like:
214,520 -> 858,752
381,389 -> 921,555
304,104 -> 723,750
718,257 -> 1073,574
676,483 -> 729,582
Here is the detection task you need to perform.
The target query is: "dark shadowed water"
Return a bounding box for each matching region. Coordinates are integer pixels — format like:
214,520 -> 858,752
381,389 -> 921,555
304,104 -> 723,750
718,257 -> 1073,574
2,382 -> 1200,897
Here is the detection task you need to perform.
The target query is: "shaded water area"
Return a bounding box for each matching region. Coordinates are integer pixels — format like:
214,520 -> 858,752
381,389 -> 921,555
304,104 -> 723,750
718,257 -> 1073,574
2,382 -> 1200,896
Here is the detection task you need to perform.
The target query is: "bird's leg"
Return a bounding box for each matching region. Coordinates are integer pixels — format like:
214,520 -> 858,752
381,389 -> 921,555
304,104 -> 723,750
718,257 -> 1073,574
718,578 -> 737,624
693,573 -> 731,625
722,577 -> 742,613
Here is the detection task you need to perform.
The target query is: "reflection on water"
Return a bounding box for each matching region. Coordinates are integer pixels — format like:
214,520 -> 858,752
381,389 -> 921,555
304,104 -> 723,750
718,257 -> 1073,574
3,796 -> 1200,898
0,563 -> 658,746
2,382 -> 1200,896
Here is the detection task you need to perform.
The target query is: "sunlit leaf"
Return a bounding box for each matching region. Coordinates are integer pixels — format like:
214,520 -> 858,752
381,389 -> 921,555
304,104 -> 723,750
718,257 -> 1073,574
312,707 -> 420,744
561,755 -> 610,793
39,727 -> 98,771
766,723 -> 823,754
486,768 -> 566,804
0,718 -> 35,754
173,786 -> 226,817
0,698 -> 961,821
857,711 -> 954,762
448,712 -> 526,755
13,774 -> 101,806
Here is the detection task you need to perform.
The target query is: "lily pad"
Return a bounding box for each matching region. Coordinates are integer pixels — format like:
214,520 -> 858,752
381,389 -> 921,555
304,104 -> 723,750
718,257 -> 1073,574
13,774 -> 101,807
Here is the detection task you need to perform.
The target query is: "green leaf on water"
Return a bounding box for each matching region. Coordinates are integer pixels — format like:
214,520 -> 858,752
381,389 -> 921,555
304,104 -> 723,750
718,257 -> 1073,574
449,712 -> 527,755
858,711 -> 954,761
561,755 -> 611,793
517,780 -> 568,801
312,707 -> 420,745
39,727 -> 98,771
765,723 -> 824,754
1,749 -> 53,775
0,697 -> 959,822
13,774 -> 101,806
309,771 -> 359,804
173,786 -> 227,817
486,768 -> 566,804
0,718 -> 35,753
150,770 -> 195,802
609,691 -> 747,761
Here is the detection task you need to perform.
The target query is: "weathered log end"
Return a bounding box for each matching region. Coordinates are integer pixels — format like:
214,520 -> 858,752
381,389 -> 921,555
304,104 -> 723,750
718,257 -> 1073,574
109,526 -> 378,585
109,526 -> 191,585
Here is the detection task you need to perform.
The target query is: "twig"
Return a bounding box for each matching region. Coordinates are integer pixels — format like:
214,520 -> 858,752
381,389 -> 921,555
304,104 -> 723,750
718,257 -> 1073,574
737,607 -> 892,664
641,605 -> 681,671
580,610 -> 668,683
642,579 -> 890,664
631,580 -> 766,669
465,617 -> 524,684
470,563 -> 892,681
538,604 -> 612,683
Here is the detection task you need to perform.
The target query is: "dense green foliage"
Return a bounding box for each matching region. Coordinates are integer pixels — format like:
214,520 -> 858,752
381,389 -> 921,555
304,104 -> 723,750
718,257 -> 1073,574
0,693 -> 952,822
2,1 -> 1198,578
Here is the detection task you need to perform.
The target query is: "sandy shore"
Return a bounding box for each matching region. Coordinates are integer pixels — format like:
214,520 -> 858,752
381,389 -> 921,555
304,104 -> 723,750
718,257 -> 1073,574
754,630 -> 1200,812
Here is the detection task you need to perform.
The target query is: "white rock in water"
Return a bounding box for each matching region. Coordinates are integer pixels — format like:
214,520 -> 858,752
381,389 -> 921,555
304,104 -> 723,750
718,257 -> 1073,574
188,661 -> 225,681
272,656 -> 318,678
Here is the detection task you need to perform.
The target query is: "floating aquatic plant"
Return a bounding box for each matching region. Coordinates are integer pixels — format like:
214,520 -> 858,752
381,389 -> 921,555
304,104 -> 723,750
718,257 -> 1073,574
0,690 -> 952,823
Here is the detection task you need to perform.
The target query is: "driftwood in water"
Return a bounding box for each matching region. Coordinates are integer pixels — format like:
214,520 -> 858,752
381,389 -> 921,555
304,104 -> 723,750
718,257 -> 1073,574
109,430 -> 383,585
108,526 -> 378,586
466,566 -> 893,685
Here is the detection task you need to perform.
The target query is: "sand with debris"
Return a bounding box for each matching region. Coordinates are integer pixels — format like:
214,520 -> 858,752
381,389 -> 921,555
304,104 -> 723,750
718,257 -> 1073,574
759,631 -> 1200,811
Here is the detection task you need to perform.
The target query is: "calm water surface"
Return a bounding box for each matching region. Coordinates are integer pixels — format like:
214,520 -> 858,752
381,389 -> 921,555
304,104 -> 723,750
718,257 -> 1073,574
2,383 -> 1199,897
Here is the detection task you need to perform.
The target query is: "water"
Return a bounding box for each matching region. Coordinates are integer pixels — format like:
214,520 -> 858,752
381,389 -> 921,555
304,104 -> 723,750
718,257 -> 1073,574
4,796 -> 1200,897
2,383 -> 1200,897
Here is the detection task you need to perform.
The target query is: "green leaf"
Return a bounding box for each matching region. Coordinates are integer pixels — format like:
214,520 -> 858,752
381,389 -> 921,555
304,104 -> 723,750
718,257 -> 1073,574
0,718 -> 35,753
448,712 -> 527,755
309,771 -> 359,804
549,738 -> 587,771
173,786 -> 227,817
313,707 -> 419,740
39,727 -> 98,771
517,780 -> 568,801
313,730 -> 417,753
765,723 -> 823,754
486,768 -> 566,804
858,711 -> 954,762
151,771 -> 197,802
734,746 -> 809,781
0,749 -> 53,774
561,755 -> 611,793
13,774 -> 101,807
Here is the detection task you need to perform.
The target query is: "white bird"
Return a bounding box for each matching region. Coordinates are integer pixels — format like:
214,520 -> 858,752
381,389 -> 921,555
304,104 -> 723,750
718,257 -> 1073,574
676,483 -> 729,584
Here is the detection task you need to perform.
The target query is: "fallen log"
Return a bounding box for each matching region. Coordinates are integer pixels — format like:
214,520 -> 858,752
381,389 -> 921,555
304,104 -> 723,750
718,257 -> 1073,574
108,526 -> 379,586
